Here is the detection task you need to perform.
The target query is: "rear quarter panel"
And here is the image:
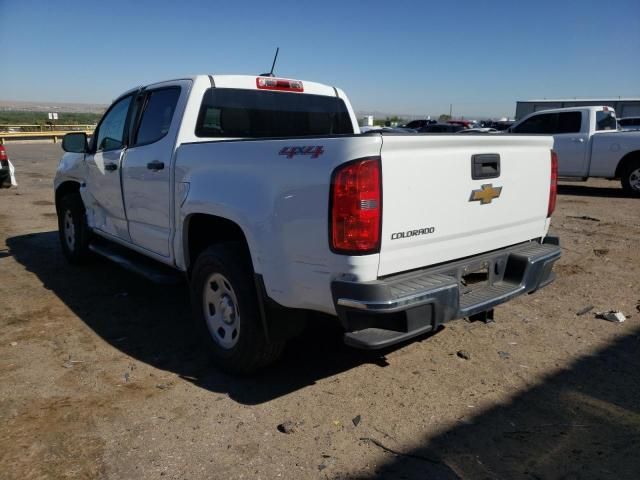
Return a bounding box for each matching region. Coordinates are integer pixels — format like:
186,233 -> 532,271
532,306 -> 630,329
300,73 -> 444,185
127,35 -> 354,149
175,135 -> 382,314
589,131 -> 640,177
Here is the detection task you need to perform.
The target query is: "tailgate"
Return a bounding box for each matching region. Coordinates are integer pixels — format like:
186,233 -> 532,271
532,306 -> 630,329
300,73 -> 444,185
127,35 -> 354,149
378,134 -> 553,277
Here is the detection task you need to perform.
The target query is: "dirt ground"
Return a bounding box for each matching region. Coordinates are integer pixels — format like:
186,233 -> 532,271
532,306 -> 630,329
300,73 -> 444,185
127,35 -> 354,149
1,143 -> 639,480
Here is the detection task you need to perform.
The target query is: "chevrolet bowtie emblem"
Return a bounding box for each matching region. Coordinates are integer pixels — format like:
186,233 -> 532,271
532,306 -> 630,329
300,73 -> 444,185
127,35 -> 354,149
469,184 -> 502,204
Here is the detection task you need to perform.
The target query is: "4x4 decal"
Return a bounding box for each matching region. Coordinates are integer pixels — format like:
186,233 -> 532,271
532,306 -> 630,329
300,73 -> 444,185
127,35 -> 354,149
279,146 -> 324,159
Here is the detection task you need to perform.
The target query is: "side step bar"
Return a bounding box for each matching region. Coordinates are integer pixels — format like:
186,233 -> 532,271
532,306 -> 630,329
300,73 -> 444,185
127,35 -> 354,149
89,241 -> 184,285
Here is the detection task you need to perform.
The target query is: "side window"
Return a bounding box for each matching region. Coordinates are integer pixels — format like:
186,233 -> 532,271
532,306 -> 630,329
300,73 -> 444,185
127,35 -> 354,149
133,88 -> 181,145
596,110 -> 617,131
556,112 -> 582,133
512,113 -> 555,134
95,96 -> 132,152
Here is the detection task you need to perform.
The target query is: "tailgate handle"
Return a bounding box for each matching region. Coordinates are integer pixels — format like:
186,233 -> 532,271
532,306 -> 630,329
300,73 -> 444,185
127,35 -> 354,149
472,154 -> 500,180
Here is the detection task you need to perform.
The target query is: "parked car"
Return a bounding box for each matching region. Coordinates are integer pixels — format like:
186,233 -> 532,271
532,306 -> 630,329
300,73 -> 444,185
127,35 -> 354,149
418,123 -> 465,133
360,126 -> 416,134
492,121 -> 515,131
55,74 -> 561,373
484,121 -> 514,131
0,145 -> 16,188
619,117 -> 640,131
402,119 -> 437,129
447,120 -> 474,129
509,106 -> 640,195
457,128 -> 499,134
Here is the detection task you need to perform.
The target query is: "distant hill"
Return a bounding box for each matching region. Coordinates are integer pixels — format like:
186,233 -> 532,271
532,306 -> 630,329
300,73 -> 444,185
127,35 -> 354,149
0,100 -> 107,114
0,110 -> 101,125
1,99 -> 501,120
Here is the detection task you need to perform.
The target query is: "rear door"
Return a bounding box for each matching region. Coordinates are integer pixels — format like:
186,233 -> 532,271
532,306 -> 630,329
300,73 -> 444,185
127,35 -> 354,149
83,94 -> 134,240
512,111 -> 588,177
121,81 -> 189,257
377,134 -> 553,276
550,112 -> 589,176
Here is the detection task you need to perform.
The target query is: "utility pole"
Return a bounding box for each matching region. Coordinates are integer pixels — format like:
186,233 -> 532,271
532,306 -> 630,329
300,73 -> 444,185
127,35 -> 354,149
449,103 -> 452,118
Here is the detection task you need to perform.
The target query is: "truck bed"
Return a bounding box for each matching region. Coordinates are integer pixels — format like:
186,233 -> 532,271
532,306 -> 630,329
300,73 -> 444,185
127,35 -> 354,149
176,132 -> 554,314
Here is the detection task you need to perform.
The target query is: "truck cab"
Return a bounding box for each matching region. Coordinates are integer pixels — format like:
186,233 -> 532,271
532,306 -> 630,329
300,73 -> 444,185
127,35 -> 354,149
510,106 -> 616,176
509,106 -> 640,194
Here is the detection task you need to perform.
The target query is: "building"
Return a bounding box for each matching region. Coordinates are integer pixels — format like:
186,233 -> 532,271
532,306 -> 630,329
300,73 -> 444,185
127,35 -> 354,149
515,98 -> 640,120
360,115 -> 374,127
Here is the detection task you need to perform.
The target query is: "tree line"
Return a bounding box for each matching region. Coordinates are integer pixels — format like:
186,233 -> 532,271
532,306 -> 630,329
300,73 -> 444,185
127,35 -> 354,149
0,111 -> 103,125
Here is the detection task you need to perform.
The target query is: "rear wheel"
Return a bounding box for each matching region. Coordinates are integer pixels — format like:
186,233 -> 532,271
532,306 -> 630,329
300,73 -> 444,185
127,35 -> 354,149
190,243 -> 285,374
620,160 -> 640,196
57,193 -> 91,263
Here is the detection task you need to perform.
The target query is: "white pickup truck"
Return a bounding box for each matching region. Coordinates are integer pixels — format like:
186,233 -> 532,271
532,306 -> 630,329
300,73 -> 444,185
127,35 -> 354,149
510,106 -> 640,195
55,74 -> 561,373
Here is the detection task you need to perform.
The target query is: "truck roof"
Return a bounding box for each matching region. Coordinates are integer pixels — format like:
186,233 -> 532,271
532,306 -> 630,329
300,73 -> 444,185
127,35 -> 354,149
145,74 -> 339,98
523,105 -> 614,115
521,97 -> 640,102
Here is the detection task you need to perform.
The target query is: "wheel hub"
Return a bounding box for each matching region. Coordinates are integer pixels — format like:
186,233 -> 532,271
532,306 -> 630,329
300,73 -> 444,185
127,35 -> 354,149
64,210 -> 75,250
219,294 -> 236,325
629,167 -> 640,191
202,273 -> 240,349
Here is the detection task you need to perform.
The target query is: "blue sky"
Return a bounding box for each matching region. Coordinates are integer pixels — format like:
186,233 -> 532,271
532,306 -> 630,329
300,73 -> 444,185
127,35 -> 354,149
1,0 -> 639,118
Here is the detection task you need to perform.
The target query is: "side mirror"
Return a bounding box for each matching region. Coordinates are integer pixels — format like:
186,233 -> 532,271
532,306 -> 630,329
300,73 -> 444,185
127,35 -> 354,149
62,132 -> 88,153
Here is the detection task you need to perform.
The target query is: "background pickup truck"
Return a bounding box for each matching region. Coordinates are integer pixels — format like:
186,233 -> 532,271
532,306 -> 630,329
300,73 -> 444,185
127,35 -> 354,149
55,74 -> 561,373
509,106 -> 640,195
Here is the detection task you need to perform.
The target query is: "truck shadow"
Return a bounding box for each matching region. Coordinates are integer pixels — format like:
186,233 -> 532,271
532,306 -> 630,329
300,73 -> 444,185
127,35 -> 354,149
558,183 -> 635,198
350,325 -> 640,480
6,231 -> 428,405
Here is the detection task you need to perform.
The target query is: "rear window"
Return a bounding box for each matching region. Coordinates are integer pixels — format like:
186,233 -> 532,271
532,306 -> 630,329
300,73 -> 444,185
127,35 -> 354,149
596,110 -> 617,131
195,88 -> 354,138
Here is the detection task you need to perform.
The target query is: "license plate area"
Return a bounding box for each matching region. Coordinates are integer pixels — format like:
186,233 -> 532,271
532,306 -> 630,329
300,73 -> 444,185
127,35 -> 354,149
460,262 -> 490,294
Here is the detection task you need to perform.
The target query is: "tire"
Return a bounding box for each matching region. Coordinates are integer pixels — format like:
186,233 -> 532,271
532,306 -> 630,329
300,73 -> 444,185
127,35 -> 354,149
190,243 -> 285,374
57,193 -> 92,264
620,159 -> 640,197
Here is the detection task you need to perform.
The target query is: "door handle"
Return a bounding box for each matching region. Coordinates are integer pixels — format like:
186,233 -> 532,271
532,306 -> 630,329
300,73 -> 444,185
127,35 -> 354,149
471,154 -> 500,179
147,160 -> 165,171
104,162 -> 118,172
572,138 -> 585,143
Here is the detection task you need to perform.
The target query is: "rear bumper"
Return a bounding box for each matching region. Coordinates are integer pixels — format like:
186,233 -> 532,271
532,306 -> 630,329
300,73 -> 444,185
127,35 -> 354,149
331,238 -> 561,349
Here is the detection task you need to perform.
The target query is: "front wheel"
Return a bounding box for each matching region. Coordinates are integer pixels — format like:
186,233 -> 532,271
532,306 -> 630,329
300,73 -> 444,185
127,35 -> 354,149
57,193 -> 91,264
190,243 -> 285,374
620,159 -> 640,197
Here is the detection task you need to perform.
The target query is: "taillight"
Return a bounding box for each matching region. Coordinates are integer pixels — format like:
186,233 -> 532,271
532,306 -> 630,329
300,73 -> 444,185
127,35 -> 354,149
0,146 -> 7,162
256,77 -> 304,92
548,150 -> 558,217
330,157 -> 382,254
